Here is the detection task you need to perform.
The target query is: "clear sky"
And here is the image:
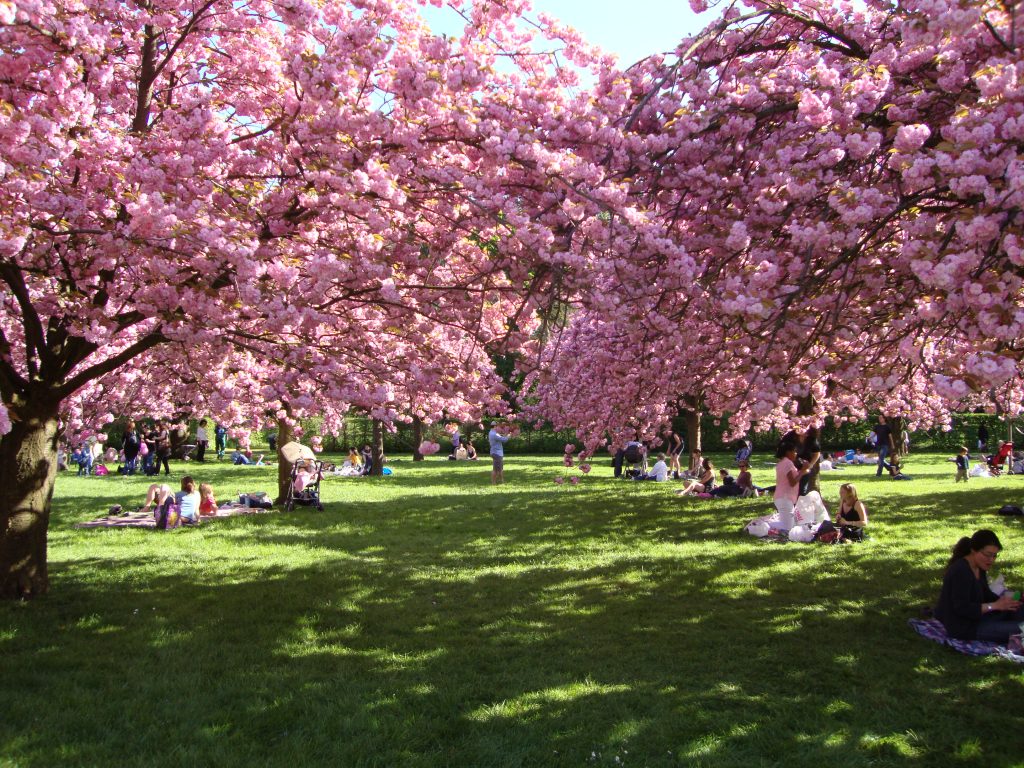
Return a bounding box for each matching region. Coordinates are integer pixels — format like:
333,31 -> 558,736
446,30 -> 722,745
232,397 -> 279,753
527,0 -> 711,66
421,1 -> 712,68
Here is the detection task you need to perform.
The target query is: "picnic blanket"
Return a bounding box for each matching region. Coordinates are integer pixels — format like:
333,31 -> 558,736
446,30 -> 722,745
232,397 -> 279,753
75,503 -> 271,529
908,618 -> 1024,662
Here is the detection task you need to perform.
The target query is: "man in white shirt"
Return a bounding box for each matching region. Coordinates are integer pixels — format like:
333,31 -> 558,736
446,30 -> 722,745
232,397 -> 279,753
488,420 -> 512,485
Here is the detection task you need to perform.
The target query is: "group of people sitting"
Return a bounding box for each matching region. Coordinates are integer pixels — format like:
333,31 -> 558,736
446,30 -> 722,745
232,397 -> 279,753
447,441 -> 478,461
337,446 -> 376,476
139,476 -> 218,525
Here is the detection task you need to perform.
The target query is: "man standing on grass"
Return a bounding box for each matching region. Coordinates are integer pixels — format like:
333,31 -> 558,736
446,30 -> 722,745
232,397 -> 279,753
488,420 -> 512,485
873,414 -> 896,478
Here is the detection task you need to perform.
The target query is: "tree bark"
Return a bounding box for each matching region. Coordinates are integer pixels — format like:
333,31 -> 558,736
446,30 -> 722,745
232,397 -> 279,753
370,419 -> 384,476
275,416 -> 295,506
889,415 -> 906,460
412,416 -> 424,462
680,395 -> 702,454
0,399 -> 60,599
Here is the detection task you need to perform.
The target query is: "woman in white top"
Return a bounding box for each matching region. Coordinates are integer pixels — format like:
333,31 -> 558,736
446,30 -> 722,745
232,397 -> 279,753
176,476 -> 201,523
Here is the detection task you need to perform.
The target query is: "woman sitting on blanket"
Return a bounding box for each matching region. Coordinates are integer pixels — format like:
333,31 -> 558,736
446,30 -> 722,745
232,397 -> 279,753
934,530 -> 1023,643
835,483 -> 867,541
175,476 -> 201,524
676,458 -> 715,496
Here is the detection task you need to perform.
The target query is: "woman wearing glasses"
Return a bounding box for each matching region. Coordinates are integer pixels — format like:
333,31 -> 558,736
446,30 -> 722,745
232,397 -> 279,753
935,530 -> 1023,643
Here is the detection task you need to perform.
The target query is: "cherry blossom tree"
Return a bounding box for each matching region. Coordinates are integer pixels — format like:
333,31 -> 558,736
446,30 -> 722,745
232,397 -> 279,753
527,0 -> 1024,446
0,0 -> 662,597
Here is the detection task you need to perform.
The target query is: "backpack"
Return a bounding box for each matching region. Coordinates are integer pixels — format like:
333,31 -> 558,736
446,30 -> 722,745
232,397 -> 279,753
154,500 -> 181,530
813,520 -> 840,544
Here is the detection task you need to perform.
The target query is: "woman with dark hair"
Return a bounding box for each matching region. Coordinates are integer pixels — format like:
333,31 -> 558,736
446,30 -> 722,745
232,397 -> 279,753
798,426 -> 821,495
121,419 -> 141,475
934,530 -> 1023,642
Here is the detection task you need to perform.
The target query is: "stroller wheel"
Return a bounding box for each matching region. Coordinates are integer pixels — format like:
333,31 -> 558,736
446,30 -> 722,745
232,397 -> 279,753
316,503 -> 324,511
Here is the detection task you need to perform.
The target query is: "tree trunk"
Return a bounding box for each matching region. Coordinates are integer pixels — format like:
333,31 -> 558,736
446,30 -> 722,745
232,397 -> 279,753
889,416 -> 906,461
0,401 -> 60,599
680,395 -> 702,454
275,416 -> 295,506
412,416 -> 424,462
370,419 -> 384,476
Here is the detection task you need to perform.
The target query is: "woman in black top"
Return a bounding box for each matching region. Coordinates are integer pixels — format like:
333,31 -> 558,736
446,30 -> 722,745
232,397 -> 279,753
836,483 -> 867,541
934,530 -> 1023,642
121,420 -> 141,475
798,426 -> 821,495
154,420 -> 172,476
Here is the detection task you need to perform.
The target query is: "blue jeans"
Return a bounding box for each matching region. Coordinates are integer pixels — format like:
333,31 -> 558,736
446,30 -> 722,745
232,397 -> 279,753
976,605 -> 1024,643
876,445 -> 891,476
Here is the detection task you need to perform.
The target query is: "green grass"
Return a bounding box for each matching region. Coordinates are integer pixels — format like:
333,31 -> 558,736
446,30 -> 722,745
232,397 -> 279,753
1,453 -> 1023,767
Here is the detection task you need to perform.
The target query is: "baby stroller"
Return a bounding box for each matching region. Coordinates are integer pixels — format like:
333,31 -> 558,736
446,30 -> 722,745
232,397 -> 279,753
987,442 -> 1013,475
280,441 -> 325,512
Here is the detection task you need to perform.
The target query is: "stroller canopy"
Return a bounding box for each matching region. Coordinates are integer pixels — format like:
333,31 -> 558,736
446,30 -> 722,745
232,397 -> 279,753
280,441 -> 316,464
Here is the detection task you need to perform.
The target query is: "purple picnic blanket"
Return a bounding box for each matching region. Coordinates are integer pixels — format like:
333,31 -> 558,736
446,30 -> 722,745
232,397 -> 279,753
908,618 -> 1024,662
74,504 -> 270,529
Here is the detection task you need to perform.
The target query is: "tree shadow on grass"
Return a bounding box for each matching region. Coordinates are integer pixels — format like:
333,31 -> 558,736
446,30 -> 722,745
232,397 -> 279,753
3,519 -> 1023,768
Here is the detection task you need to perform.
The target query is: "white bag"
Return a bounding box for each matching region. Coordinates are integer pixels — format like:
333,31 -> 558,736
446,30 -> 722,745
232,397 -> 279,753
746,519 -> 771,538
794,491 -> 829,525
788,524 -> 815,543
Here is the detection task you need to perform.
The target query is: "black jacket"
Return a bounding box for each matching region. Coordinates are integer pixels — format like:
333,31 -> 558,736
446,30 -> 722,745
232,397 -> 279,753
934,558 -> 998,640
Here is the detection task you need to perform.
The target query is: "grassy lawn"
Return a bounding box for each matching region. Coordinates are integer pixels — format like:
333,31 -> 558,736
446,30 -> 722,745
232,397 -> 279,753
2,452 -> 1023,767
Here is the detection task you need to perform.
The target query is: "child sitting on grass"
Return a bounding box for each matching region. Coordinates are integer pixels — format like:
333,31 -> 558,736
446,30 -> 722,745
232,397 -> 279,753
199,482 -> 217,516
886,457 -> 911,480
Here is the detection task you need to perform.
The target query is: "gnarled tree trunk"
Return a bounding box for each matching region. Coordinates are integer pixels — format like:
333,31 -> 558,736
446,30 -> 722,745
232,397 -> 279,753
0,398 -> 60,598
680,394 -> 702,455
370,419 -> 384,476
275,416 -> 295,506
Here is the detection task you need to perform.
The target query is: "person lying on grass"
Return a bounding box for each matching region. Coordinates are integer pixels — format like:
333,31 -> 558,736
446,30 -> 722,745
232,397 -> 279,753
231,448 -> 264,465
935,529 -> 1023,644
139,482 -> 172,515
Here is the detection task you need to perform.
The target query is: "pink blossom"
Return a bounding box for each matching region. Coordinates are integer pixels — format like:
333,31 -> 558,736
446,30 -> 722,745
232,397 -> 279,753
553,476 -> 565,485
0,404 -> 11,436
